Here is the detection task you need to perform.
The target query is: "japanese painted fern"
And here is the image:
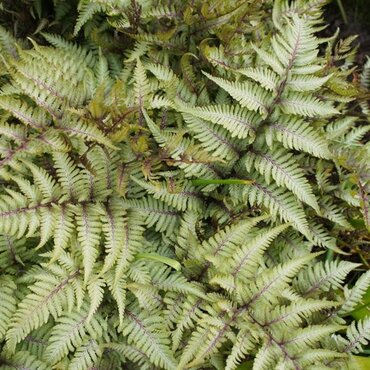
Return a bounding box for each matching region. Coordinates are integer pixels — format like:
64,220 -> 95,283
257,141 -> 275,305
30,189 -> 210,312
0,0 -> 369,369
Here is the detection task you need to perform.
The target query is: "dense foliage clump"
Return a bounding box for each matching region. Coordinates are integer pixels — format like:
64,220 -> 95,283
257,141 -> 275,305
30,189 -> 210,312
0,0 -> 369,369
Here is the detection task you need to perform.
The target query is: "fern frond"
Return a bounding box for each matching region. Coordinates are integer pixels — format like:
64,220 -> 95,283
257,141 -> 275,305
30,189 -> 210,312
114,213 -> 145,287
57,117 -> 116,148
287,74 -> 331,92
134,59 -> 151,125
201,216 -> 266,265
181,104 -> 259,139
254,298 -> 338,328
86,276 -> 105,322
168,295 -> 205,352
75,204 -> 102,282
228,224 -> 290,282
122,197 -> 179,236
267,115 -> 331,158
182,113 -> 241,161
238,67 -> 279,91
6,267 -> 81,352
319,196 -> 352,229
246,253 -> 318,306
131,177 -> 203,212
232,177 -> 309,236
100,201 -> 127,274
225,329 -> 255,370
295,260 -> 358,296
281,92 -> 339,117
0,350 -> 49,370
361,56 -> 370,88
122,309 -> 178,370
74,1 -> 103,35
0,276 -> 17,340
243,148 -> 319,210
339,318 -> 370,354
0,96 -> 47,129
339,270 -> 370,315
53,152 -> 88,201
69,338 -> 103,370
43,303 -> 105,364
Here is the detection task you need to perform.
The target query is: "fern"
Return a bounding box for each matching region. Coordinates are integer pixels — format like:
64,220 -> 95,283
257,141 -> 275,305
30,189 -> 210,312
0,0 -> 369,369
122,307 -> 177,370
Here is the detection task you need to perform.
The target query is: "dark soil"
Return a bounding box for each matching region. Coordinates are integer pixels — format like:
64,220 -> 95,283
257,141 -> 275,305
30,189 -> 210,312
324,0 -> 370,62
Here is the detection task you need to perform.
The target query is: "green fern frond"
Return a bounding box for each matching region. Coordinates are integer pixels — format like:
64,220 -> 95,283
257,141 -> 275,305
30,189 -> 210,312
75,204 -> 102,283
0,1 -> 367,369
6,267 -> 81,352
231,176 -> 309,236
243,148 -> 319,210
43,303 -> 105,364
225,329 -> 255,370
295,260 -> 358,296
0,276 -> 17,340
113,212 -> 145,287
267,115 -> 331,158
122,308 -> 178,370
131,177 -> 203,212
0,350 -> 49,370
338,318 -> 370,354
203,72 -> 270,116
69,338 -> 103,370
0,96 -> 47,129
281,92 -> 339,117
339,270 -> 370,315
238,67 -> 279,91
122,197 -> 179,236
181,104 -> 259,139
182,113 -> 241,161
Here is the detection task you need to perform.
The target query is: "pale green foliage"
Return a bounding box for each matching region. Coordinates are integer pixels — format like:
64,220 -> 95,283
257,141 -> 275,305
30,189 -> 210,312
0,0 -> 369,369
